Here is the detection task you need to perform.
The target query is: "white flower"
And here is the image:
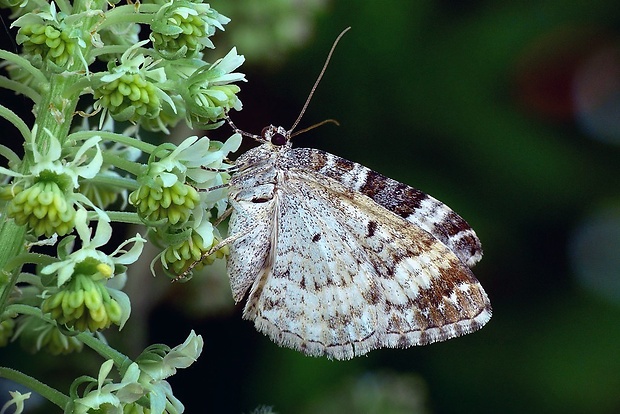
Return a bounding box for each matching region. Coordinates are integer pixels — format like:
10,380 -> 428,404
73,360 -> 144,414
0,125 -> 103,189
205,47 -> 246,85
41,209 -> 145,286
185,133 -> 241,179
139,330 -> 204,382
187,133 -> 241,218
152,133 -> 239,180
145,133 -> 240,220
100,40 -> 166,85
0,391 -> 30,414
143,379 -> 184,414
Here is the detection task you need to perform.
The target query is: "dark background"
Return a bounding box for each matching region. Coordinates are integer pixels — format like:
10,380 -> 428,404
3,1 -> 620,413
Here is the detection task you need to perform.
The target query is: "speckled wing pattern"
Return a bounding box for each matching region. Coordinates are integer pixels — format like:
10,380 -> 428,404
226,127 -> 491,360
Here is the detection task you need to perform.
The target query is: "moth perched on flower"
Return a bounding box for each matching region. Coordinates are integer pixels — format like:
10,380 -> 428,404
184,29 -> 491,360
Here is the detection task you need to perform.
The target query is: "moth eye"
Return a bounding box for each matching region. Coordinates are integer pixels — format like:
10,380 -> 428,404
251,196 -> 272,203
271,132 -> 287,146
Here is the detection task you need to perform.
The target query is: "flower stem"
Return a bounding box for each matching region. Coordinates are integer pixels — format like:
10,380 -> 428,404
0,218 -> 27,316
101,152 -> 144,178
86,171 -> 139,191
89,211 -> 143,225
0,50 -> 48,86
4,252 -> 58,276
0,104 -> 32,143
6,305 -> 134,373
0,367 -> 70,409
77,332 -> 133,372
68,130 -> 157,154
98,4 -> 161,30
0,77 -> 40,103
32,73 -> 82,153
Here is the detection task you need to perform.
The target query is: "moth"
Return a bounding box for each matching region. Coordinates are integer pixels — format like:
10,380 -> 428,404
190,28 -> 491,360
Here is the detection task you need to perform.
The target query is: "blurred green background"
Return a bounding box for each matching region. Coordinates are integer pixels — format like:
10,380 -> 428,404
183,1 -> 620,413
4,0 -> 620,413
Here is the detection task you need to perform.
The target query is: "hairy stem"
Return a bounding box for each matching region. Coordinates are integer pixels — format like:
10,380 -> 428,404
0,367 -> 70,409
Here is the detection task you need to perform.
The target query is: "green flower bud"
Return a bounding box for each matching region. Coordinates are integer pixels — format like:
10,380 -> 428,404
180,47 -> 245,127
130,180 -> 199,226
42,274 -> 122,332
0,318 -> 16,347
186,83 -> 241,125
161,230 -> 228,276
17,316 -> 83,355
7,179 -> 76,237
93,73 -> 161,123
17,22 -> 79,69
151,1 -> 229,59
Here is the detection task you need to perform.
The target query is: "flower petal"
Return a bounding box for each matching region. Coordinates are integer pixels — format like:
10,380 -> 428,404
74,136 -> 103,180
112,234 -> 146,265
74,209 -> 92,247
90,217 -> 113,249
108,288 -> 131,330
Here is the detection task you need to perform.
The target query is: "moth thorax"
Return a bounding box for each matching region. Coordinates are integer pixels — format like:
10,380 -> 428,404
262,125 -> 289,146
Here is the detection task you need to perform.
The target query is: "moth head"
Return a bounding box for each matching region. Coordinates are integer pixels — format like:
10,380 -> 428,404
261,125 -> 289,146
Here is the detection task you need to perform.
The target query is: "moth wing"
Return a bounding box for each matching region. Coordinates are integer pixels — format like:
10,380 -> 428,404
226,181 -> 279,304
293,148 -> 483,268
241,167 -> 491,360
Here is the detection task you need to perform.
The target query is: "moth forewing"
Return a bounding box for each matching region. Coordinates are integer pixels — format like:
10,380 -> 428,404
292,147 -> 483,268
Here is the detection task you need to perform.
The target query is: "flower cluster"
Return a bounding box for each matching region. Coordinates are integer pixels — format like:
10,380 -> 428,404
13,2 -> 88,72
131,179 -> 200,225
130,133 -> 241,276
151,0 -> 230,59
0,1 -> 247,412
42,272 -> 124,331
89,3 -> 245,132
14,316 -> 84,355
160,227 -> 229,275
0,129 -> 103,237
40,209 -> 143,331
93,41 -> 171,126
71,331 -> 203,414
181,47 -> 246,127
8,178 -> 76,237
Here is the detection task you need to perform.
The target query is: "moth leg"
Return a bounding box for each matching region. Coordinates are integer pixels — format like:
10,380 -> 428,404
225,115 -> 264,142
191,179 -> 230,194
175,208 -> 233,279
201,164 -> 238,173
202,183 -> 228,192
213,206 -> 233,226
176,226 -> 244,280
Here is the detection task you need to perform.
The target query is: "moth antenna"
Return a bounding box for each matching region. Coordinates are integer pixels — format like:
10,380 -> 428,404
290,119 -> 339,138
288,27 -> 351,134
0,15 -> 18,54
